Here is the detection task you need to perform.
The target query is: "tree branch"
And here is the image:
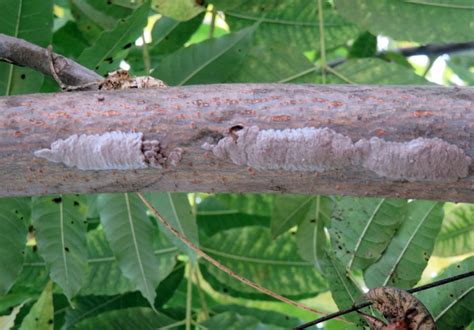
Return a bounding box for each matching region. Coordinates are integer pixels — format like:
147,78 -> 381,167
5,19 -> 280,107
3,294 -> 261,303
0,84 -> 472,201
0,33 -> 102,88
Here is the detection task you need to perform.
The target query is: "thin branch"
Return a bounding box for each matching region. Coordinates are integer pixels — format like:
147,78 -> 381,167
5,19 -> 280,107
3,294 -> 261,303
295,270 -> 474,329
142,33 -> 151,75
317,0 -> 326,84
0,33 -> 101,88
136,192 -> 338,318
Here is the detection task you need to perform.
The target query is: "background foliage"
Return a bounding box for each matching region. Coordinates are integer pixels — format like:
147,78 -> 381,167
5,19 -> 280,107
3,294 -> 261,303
0,0 -> 473,329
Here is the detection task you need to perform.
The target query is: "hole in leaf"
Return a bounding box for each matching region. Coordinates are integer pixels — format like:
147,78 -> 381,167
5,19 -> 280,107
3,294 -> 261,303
52,197 -> 62,203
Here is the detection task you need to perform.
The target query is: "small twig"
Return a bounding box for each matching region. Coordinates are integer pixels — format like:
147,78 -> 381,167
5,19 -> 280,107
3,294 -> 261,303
141,32 -> 151,75
294,270 -> 474,329
47,45 -> 67,90
317,0 -> 326,84
186,262 -> 193,330
137,192 -> 334,318
209,9 -> 217,39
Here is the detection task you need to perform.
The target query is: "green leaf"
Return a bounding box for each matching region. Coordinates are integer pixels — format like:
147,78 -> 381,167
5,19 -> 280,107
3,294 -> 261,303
53,21 -> 90,59
32,195 -> 88,301
201,311 -> 285,330
226,42 -> 318,83
152,25 -> 256,85
447,54 -> 474,85
201,193 -> 274,217
70,0 -> 133,41
144,192 -> 199,263
327,58 -> 430,84
364,201 -> 443,289
0,198 -> 29,295
433,203 -> 474,257
73,307 -> 176,329
330,197 -> 407,271
97,193 -> 161,306
224,0 -> 359,52
19,282 -> 53,330
200,226 -> 327,299
334,0 -> 474,43
213,305 -> 302,328
296,196 -> 333,271
349,31 -> 377,58
0,0 -> 53,95
271,195 -> 315,238
416,256 -> 474,329
197,197 -> 270,238
77,3 -> 149,75
13,247 -> 50,293
151,0 -> 204,21
319,249 -> 364,325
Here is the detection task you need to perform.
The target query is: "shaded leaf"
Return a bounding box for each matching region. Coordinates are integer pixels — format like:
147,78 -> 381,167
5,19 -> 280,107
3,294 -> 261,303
53,21 -> 90,59
330,197 -> 407,270
433,203 -> 474,257
296,196 -> 333,271
225,0 -> 359,52
144,192 -> 199,263
0,198 -> 29,295
328,58 -> 429,84
364,201 -> 444,289
152,25 -> 256,85
150,0 -> 204,21
98,193 -> 161,306
335,0 -> 474,43
19,282 -> 53,330
416,256 -> 474,329
349,31 -> 377,58
201,311 -> 285,330
32,195 -> 88,301
200,226 -> 326,299
73,307 -> 176,329
77,3 -> 149,75
0,0 -> 53,95
271,195 -> 315,238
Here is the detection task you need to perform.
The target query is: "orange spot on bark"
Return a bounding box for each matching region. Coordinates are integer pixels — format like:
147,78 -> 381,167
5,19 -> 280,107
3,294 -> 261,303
271,115 -> 291,121
375,128 -> 387,137
14,131 -> 23,137
412,110 -> 433,118
330,101 -> 344,107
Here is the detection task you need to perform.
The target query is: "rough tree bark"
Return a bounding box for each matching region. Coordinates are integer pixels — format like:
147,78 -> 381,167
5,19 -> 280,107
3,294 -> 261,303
1,84 -> 473,201
0,34 -> 473,201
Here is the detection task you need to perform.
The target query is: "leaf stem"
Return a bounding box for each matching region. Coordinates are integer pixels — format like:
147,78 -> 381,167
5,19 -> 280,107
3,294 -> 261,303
186,262 -> 193,330
142,32 -> 151,74
317,0 -> 326,84
209,9 -> 217,39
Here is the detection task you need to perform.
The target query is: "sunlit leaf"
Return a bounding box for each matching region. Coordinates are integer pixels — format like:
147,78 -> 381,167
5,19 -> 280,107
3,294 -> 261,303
433,203 -> 474,257
335,0 -> 474,43
0,0 -> 53,95
364,201 -> 444,289
19,282 -> 53,330
330,197 -> 407,270
0,301 -> 25,330
416,256 -> 474,329
0,198 -> 29,295
144,192 -> 199,263
152,25 -> 256,85
98,193 -> 162,306
32,195 -> 88,301
200,226 -> 326,299
150,0 -> 204,21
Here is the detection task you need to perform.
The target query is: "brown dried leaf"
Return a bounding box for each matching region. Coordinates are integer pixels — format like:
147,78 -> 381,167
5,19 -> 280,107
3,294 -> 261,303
357,287 -> 436,330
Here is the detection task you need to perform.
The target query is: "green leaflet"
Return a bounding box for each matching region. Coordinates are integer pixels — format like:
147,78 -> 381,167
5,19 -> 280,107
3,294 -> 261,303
32,195 -> 88,301
0,198 -> 29,295
19,282 -> 53,330
77,3 -> 149,75
201,311 -> 286,330
416,256 -> 474,329
224,0 -> 360,52
327,58 -> 430,85
335,0 -> 474,43
152,25 -> 257,85
296,196 -> 333,272
144,192 -> 199,263
73,307 -> 176,329
212,305 -> 302,328
97,193 -> 161,306
433,203 -> 474,257
319,249 -> 364,325
271,195 -> 315,238
330,197 -> 407,271
0,0 -> 53,95
200,226 -> 327,299
364,201 -> 444,289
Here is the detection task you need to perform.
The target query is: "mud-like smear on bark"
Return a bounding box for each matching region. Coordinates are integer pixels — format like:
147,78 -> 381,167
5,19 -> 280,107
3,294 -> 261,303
203,126 -> 471,182
34,131 -> 181,170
